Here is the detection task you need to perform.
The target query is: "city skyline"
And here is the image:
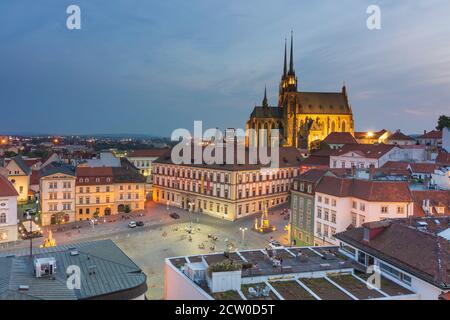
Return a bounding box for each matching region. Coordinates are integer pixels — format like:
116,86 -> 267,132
1,1 -> 449,136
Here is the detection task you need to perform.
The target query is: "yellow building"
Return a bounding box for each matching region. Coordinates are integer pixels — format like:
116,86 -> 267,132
5,155 -> 31,204
75,160 -> 146,222
247,34 -> 354,150
39,163 -> 76,226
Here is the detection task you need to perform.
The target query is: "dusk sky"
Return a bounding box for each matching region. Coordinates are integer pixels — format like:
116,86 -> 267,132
1,0 -> 449,136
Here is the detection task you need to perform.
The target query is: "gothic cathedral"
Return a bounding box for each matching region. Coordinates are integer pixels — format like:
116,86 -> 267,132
246,34 -> 354,149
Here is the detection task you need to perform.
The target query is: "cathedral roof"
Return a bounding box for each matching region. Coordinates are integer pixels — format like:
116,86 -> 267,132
249,106 -> 283,119
248,91 -> 352,120
297,91 -> 352,115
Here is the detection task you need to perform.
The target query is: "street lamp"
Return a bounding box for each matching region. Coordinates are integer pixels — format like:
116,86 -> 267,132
188,201 -> 193,232
26,214 -> 39,258
239,227 -> 248,244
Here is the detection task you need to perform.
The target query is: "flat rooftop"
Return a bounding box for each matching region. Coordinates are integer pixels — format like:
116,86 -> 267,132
168,246 -> 416,300
172,246 -> 353,279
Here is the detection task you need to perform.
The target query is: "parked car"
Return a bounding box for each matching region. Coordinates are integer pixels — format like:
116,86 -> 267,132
170,212 -> 180,220
128,221 -> 137,228
136,221 -> 144,227
269,240 -> 283,249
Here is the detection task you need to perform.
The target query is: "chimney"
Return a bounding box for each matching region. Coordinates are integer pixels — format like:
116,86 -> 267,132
362,220 -> 391,243
369,164 -> 376,180
424,130 -> 427,135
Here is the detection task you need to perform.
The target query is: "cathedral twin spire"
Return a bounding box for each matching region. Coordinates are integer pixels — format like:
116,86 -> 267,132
268,31 -> 298,107
282,31 -> 295,79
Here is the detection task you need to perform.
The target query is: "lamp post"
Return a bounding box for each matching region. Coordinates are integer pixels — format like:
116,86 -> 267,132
240,227 -> 248,244
27,214 -> 39,258
188,201 -> 193,232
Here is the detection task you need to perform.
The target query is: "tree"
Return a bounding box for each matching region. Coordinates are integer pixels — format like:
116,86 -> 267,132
3,151 -> 17,158
436,115 -> 450,130
54,211 -> 66,226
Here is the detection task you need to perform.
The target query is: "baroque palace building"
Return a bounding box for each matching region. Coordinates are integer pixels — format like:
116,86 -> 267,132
152,147 -> 302,221
247,34 -> 354,149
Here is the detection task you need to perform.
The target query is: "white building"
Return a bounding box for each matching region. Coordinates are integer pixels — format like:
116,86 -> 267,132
126,148 -> 169,196
165,246 -> 422,300
443,127 -> 450,152
431,167 -> 450,190
335,218 -> 450,300
386,130 -> 416,146
314,176 -> 414,246
417,130 -> 443,148
330,144 -> 426,170
330,144 -> 397,169
0,175 -> 18,243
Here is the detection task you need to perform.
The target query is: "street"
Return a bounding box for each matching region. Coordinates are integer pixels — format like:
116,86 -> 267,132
0,202 -> 291,300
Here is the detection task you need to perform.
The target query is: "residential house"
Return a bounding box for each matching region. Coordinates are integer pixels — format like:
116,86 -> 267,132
408,163 -> 439,181
322,132 -> 357,150
329,144 -> 397,169
335,218 -> 450,300
411,190 -> 450,216
0,175 -> 18,243
4,155 -> 31,203
314,176 -> 414,245
417,130 -> 442,148
39,162 -> 76,226
126,148 -> 170,196
386,130 -> 416,146
290,169 -> 329,246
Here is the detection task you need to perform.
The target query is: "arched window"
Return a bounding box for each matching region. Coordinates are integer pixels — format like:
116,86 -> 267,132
342,121 -> 346,132
1,213 -> 7,224
331,121 -> 336,132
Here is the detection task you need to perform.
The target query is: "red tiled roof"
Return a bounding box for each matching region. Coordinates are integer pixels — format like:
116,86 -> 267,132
0,175 -> 18,197
128,148 -> 170,158
436,152 -> 450,166
419,130 -> 442,139
330,144 -> 396,159
23,158 -> 41,168
75,167 -> 114,185
316,176 -> 413,202
381,161 -> 410,170
409,163 -> 438,174
323,132 -> 357,145
440,292 -> 450,300
411,190 -> 450,217
335,219 -> 450,289
294,169 -> 328,183
387,131 -> 415,141
301,155 -> 330,167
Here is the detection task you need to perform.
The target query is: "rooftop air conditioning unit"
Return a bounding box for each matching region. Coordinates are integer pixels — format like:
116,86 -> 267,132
34,257 -> 57,278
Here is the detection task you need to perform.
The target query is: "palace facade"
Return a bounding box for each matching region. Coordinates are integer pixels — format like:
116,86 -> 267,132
246,34 -> 354,149
152,147 -> 302,221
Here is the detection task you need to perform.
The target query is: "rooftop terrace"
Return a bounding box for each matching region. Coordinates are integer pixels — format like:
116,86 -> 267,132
167,246 -> 417,300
